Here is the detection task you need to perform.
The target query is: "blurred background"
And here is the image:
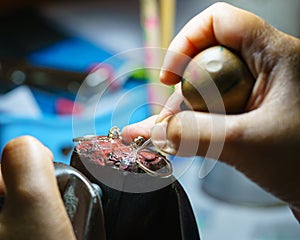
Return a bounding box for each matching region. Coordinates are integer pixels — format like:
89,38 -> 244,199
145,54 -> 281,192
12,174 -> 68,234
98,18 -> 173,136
0,0 -> 300,239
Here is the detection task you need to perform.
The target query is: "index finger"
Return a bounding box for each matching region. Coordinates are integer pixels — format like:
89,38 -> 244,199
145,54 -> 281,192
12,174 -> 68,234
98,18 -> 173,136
160,2 -> 264,85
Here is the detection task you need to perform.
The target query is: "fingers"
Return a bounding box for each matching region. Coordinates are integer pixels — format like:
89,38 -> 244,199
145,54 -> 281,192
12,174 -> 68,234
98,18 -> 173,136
151,100 -> 300,165
160,2 -> 266,85
121,115 -> 158,143
0,136 -> 76,240
150,108 -> 267,164
1,135 -> 57,204
151,111 -> 231,159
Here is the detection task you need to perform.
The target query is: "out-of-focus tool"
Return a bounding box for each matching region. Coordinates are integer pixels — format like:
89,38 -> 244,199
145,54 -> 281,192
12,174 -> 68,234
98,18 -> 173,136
0,59 -> 86,95
160,0 -> 176,48
140,0 -> 164,114
181,45 -> 255,114
140,0 -> 174,114
0,59 -> 116,98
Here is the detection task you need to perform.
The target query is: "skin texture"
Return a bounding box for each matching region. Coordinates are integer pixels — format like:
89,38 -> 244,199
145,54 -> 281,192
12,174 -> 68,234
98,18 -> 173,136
0,136 -> 76,240
122,3 -> 300,221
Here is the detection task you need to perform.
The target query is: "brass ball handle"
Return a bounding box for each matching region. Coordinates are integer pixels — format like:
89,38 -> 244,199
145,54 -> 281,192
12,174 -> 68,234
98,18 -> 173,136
181,46 -> 255,114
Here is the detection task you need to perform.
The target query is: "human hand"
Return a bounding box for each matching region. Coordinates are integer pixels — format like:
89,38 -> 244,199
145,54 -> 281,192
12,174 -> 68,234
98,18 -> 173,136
122,2 -> 300,220
0,136 -> 76,240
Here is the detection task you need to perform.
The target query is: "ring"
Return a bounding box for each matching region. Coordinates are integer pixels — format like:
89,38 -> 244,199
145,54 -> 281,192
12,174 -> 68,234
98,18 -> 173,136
136,149 -> 173,178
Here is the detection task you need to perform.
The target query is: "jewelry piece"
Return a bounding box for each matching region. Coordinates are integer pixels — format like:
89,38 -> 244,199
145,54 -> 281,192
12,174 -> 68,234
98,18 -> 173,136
107,126 -> 121,140
130,136 -> 146,149
73,127 -> 172,178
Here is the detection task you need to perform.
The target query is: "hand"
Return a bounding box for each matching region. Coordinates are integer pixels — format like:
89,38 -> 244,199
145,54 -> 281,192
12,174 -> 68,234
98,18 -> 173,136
122,3 -> 300,220
0,136 -> 76,240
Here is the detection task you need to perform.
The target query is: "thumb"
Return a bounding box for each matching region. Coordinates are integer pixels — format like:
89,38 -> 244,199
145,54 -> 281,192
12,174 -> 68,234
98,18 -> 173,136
151,111 -> 228,161
151,105 -> 298,172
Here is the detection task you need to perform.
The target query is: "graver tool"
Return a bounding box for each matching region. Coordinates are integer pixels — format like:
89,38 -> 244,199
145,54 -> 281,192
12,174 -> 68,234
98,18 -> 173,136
181,45 -> 255,113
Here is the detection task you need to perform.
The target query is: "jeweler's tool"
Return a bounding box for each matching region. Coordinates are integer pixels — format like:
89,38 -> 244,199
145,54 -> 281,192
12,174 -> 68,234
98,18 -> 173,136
55,163 -> 106,240
136,138 -> 153,152
181,45 -> 255,114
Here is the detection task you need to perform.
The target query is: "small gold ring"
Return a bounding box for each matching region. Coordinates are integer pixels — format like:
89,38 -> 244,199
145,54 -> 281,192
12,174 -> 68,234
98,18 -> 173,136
137,152 -> 173,178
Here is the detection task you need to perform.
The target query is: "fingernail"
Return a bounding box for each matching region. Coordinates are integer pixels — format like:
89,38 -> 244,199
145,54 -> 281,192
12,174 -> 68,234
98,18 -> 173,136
151,121 -> 168,150
159,70 -> 165,79
151,120 -> 178,155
